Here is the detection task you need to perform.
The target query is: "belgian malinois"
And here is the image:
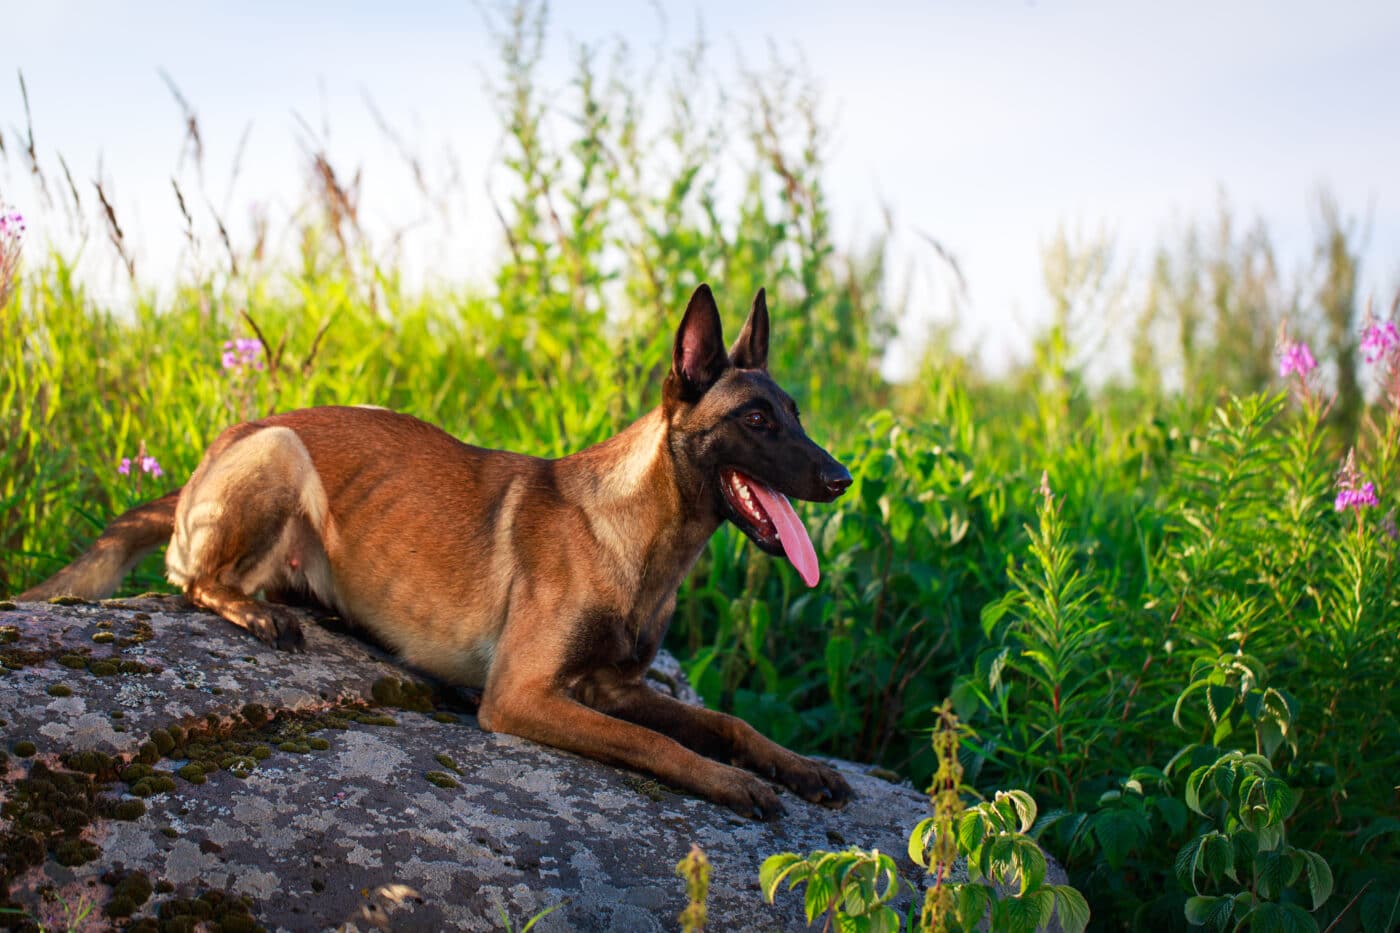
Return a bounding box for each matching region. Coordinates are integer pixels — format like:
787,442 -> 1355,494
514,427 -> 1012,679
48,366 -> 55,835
19,284 -> 853,818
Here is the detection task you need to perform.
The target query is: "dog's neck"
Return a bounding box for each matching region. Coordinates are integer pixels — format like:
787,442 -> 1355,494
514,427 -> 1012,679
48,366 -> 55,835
556,407 -> 721,595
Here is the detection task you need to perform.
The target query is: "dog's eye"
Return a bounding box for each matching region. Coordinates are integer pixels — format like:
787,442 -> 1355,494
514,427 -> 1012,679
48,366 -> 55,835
743,411 -> 771,430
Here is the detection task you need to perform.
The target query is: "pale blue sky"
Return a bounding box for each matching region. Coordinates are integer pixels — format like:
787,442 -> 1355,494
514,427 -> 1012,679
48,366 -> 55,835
4,1 -> 1398,371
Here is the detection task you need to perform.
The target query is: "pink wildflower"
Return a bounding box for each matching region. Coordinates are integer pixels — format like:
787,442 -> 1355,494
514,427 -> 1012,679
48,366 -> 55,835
1278,340 -> 1317,379
222,336 -> 265,375
1361,321 -> 1400,365
1334,449 -> 1379,513
0,205 -> 23,310
0,211 -> 24,240
117,458 -> 132,476
1335,482 -> 1379,512
140,456 -> 163,478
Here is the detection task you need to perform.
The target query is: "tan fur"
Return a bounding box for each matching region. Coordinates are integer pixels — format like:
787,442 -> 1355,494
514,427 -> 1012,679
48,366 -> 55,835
17,290 -> 852,818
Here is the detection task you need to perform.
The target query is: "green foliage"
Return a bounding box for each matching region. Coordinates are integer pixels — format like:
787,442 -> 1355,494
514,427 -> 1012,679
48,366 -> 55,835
761,847 -> 903,932
763,704 -> 1088,933
1167,674 -> 1333,932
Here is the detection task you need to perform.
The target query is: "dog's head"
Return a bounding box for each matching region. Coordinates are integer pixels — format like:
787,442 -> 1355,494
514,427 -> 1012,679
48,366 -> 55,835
663,284 -> 851,587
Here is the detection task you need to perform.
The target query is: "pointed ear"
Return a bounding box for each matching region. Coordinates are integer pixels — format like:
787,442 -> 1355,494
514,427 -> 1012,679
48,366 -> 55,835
670,284 -> 728,400
728,287 -> 770,370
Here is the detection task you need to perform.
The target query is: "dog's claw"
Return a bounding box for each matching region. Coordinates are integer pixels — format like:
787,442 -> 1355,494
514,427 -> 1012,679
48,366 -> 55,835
771,754 -> 852,808
247,606 -> 306,652
719,768 -> 785,821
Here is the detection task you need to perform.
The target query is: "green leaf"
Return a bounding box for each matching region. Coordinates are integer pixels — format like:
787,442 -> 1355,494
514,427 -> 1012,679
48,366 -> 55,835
1052,885 -> 1091,933
872,852 -> 901,904
1254,849 -> 1291,900
1282,903 -> 1318,933
945,882 -> 984,928
745,600 -> 771,660
949,678 -> 981,722
1029,889 -> 1056,928
985,833 -> 1018,884
1156,797 -> 1189,836
1201,832 -> 1235,884
1256,820 -> 1284,853
957,811 -> 985,854
759,853 -> 805,902
1185,766 -> 1208,816
1014,837 -> 1048,895
979,598 -> 1011,637
1206,684 -> 1236,725
1263,778 -> 1295,826
804,871 -> 834,925
1246,901 -> 1317,933
999,789 -> 1038,833
1361,888 -> 1400,933
908,817 -> 935,868
1296,849 -> 1332,910
1184,895 -> 1233,931
1173,681 -> 1209,730
1093,810 -> 1140,870
825,635 -> 854,711
1000,892 -> 1047,933
1259,718 -> 1285,760
863,905 -> 900,933
1175,835 -> 1205,888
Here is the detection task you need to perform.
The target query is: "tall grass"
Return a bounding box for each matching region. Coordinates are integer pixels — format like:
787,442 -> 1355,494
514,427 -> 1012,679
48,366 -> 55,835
1,3 -> 1396,929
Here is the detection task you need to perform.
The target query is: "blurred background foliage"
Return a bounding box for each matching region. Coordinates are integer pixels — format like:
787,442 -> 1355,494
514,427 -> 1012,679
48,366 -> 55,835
2,4 -> 1396,930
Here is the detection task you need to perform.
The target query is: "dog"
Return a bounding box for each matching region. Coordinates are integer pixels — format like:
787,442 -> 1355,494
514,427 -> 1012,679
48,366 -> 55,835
19,284 -> 854,818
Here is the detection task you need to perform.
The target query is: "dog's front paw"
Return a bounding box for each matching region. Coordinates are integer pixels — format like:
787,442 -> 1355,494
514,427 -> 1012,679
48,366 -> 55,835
247,605 -> 306,652
713,767 -> 786,821
776,755 -> 853,808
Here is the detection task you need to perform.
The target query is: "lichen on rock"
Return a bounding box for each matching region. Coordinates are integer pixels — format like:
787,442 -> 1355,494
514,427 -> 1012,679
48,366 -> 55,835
0,600 -> 1063,930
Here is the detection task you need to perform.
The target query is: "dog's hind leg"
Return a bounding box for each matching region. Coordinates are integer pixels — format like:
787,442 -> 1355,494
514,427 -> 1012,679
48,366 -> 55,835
166,425 -> 333,651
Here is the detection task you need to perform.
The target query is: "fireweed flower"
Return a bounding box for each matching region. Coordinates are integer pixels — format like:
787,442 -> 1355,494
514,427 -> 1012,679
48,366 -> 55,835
0,206 -> 24,309
1361,321 -> 1400,365
117,445 -> 162,482
1277,340 -> 1317,379
0,210 -> 24,240
1335,482 -> 1379,512
1334,449 -> 1379,513
222,336 -> 265,375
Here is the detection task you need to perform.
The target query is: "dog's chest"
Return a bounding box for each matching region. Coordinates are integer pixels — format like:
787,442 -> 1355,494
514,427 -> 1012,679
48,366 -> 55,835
563,595 -> 674,681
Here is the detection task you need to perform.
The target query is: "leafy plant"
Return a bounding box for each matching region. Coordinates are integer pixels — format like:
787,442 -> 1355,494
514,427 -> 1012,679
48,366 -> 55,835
762,704 -> 1088,933
761,846 -> 903,932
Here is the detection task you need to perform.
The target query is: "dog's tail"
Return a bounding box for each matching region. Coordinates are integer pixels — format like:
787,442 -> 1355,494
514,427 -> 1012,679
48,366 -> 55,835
17,489 -> 182,601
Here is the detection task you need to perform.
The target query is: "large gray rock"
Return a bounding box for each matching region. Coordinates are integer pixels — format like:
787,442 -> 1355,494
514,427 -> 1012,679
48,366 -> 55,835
0,599 -> 1056,931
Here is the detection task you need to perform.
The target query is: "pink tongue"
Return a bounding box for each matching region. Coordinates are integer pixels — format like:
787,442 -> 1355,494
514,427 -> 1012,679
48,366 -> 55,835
749,481 -> 821,587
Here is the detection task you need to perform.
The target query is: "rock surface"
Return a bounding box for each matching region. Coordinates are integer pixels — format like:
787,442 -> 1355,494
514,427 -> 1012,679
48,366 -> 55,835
0,599 -> 1060,931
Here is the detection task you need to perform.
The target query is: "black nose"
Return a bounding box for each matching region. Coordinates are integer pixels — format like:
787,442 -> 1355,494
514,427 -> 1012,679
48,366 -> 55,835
822,465 -> 852,498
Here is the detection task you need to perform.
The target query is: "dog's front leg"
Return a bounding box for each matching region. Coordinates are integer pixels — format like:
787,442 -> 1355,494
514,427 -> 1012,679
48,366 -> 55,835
591,681 -> 851,807
478,683 -> 786,820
